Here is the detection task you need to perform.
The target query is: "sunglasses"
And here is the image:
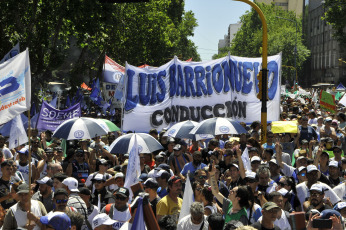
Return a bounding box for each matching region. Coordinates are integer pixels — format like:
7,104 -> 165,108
278,182 -> 287,187
56,199 -> 68,204
299,173 -> 306,177
94,180 -> 104,184
246,179 -> 256,183
115,196 -> 127,201
199,176 -> 207,179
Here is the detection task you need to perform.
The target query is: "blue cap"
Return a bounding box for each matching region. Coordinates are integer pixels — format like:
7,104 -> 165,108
158,163 -> 170,171
17,148 -> 29,155
139,173 -> 148,182
320,209 -> 342,219
40,212 -> 71,230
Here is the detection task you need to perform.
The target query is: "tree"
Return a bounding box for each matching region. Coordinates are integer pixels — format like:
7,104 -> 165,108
323,0 -> 346,45
212,2 -> 310,84
0,0 -> 200,95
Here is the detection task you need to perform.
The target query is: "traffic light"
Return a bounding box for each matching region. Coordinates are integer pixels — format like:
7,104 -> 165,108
257,71 -> 262,100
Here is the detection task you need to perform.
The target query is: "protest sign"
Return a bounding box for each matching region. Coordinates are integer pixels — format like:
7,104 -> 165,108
123,54 -> 282,132
0,49 -> 31,125
320,90 -> 336,113
37,101 -> 81,131
271,120 -> 298,133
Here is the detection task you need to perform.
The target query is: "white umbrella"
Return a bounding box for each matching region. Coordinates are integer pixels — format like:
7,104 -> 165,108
190,117 -> 247,136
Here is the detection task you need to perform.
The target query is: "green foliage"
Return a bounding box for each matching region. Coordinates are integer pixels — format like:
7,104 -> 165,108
213,2 -> 310,84
0,0 -> 200,93
323,0 -> 346,45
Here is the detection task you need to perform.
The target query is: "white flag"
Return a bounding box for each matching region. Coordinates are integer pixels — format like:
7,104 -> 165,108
339,94 -> 346,107
178,173 -> 194,222
124,135 -> 141,200
0,49 -> 31,125
9,114 -> 28,149
241,148 -> 251,171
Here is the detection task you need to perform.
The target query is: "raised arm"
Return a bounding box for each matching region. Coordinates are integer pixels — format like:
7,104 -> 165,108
209,161 -> 225,205
236,148 -> 245,179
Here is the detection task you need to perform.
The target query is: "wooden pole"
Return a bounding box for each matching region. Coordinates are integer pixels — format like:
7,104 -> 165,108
131,183 -> 160,230
27,108 -> 32,225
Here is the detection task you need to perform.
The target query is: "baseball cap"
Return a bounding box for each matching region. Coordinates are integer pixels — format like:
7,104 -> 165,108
307,165 -> 318,173
251,156 -> 261,163
158,163 -> 170,171
155,155 -> 164,160
320,209 -> 342,219
17,147 -> 29,155
139,173 -> 148,182
114,172 -> 125,179
54,188 -> 68,198
115,187 -> 129,198
17,183 -> 30,194
298,166 -> 306,174
45,148 -> 54,153
99,159 -> 108,165
245,171 -> 256,179
333,145 -> 342,151
37,176 -> 53,187
334,202 -> 346,212
249,147 -> 259,152
321,151 -> 329,157
92,174 -> 106,182
328,160 -> 339,168
1,160 -> 13,168
40,212 -> 71,230
92,213 -> 116,229
62,177 -> 79,193
54,147 -> 63,152
297,156 -> 307,162
269,159 -> 278,165
325,117 -> 332,122
262,202 -> 280,211
278,188 -> 289,197
310,183 -> 323,193
144,178 -> 159,189
301,139 -> 309,144
230,163 -> 239,170
173,144 -> 182,151
79,187 -> 91,196
168,176 -> 181,185
156,170 -> 170,180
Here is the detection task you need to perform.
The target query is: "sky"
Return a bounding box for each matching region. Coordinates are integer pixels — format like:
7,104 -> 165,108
184,0 -> 251,61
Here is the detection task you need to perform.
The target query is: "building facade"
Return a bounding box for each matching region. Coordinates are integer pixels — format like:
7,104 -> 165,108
256,0 -> 304,16
218,23 -> 242,52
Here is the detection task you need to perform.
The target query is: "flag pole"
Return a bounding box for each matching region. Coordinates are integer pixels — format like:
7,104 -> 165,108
27,107 -> 32,225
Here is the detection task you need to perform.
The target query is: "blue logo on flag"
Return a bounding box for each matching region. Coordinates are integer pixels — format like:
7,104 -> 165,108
138,145 -> 143,153
219,126 -> 230,133
168,129 -> 176,135
74,130 -> 84,138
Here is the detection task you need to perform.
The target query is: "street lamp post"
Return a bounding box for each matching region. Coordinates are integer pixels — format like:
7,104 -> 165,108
276,16 -> 298,89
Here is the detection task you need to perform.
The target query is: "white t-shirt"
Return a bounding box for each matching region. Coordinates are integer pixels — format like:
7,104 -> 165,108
332,182 -> 346,202
258,209 -> 291,230
177,214 -> 209,230
1,147 -> 13,159
296,182 -> 341,210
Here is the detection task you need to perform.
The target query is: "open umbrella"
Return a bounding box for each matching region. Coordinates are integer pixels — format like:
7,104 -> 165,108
109,133 -> 163,154
190,117 -> 247,136
96,119 -> 120,132
52,117 -> 108,140
164,120 -> 214,140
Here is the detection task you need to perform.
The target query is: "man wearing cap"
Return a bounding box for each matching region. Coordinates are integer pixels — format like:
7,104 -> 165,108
54,147 -> 64,163
50,188 -> 76,213
30,138 -> 45,161
92,213 -> 116,230
0,160 -> 20,210
320,117 -> 337,140
33,176 -> 55,212
2,183 -> 47,230
62,177 -> 90,229
39,212 -> 71,230
296,165 -> 341,210
79,187 -> 99,227
16,147 -> 38,184
52,173 -> 68,191
334,202 -> 346,219
91,174 -> 115,210
251,202 -> 281,230
333,181 -> 346,202
156,170 -> 170,198
303,183 -> 332,213
268,159 -> 283,184
156,176 -> 183,222
101,187 -> 131,230
143,178 -> 160,215
177,202 -> 209,230
164,137 -> 175,158
37,147 -> 56,179
104,172 -> 125,192
201,139 -> 219,164
168,144 -> 191,176
327,160 -> 344,188
331,145 -> 343,163
0,135 -> 12,160
227,161 -> 246,190
180,151 -> 207,181
86,159 -> 112,190
250,156 -> 261,173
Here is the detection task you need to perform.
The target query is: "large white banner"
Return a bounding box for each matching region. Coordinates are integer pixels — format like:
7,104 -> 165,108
0,49 -> 31,125
123,54 -> 281,132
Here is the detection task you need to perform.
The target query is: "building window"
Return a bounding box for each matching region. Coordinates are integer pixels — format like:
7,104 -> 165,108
275,3 -> 288,6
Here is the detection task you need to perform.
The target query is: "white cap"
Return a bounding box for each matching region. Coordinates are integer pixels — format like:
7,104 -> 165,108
62,177 -> 79,192
278,188 -> 289,196
245,171 -> 256,179
328,160 -> 339,168
92,213 -> 116,229
298,166 -> 306,174
310,183 -> 323,193
251,156 -> 261,163
307,165 -> 318,173
93,174 -> 104,181
269,159 -> 278,165
334,202 -> 346,211
114,172 -> 125,179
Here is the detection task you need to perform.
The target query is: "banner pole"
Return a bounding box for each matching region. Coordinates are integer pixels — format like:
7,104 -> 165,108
120,62 -> 128,134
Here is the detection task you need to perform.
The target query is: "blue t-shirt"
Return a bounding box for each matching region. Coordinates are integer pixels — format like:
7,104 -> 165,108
180,162 -> 207,176
262,143 -> 276,153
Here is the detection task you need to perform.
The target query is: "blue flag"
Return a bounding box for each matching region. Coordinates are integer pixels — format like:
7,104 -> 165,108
30,102 -> 36,117
131,197 -> 145,230
65,95 -> 71,108
90,88 -> 100,101
50,94 -> 57,108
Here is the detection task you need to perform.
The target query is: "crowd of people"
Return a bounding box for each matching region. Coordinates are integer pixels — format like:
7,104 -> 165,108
0,92 -> 344,230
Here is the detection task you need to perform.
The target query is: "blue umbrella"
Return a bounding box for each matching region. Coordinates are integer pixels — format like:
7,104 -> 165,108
164,120 -> 214,140
109,133 -> 163,154
190,117 -> 247,136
